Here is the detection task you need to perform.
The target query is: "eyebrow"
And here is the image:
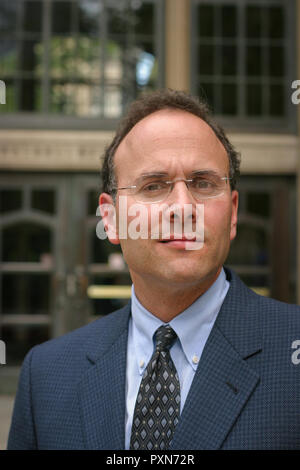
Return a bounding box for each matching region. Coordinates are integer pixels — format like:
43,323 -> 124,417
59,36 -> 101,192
137,169 -> 220,181
190,169 -> 220,177
138,172 -> 170,180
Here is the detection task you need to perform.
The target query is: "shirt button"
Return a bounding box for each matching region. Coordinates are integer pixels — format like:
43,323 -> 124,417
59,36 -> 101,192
192,355 -> 199,364
140,359 -> 145,368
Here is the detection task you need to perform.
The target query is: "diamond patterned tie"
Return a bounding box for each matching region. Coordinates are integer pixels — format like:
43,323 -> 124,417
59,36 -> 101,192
130,325 -> 181,450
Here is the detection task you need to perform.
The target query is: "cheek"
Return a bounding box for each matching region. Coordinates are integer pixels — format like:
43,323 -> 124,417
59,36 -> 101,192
116,198 -> 151,240
119,236 -> 154,274
127,204 -> 163,241
204,201 -> 232,236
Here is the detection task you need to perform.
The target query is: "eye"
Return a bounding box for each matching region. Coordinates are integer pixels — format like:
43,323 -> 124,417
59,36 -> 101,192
141,181 -> 167,192
191,177 -> 215,189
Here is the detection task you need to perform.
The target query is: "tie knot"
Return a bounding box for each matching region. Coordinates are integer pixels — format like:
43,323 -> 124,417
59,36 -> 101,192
155,325 -> 177,351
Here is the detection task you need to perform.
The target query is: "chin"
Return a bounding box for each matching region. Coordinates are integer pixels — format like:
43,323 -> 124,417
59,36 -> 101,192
161,266 -> 208,285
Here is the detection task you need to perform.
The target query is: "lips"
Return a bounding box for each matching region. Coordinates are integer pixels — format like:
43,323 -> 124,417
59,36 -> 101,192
159,234 -> 197,242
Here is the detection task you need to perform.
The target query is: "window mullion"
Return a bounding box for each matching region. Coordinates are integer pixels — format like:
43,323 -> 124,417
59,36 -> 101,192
261,6 -> 269,117
15,0 -> 24,110
99,0 -> 107,118
237,0 -> 245,118
42,0 -> 51,113
214,5 -> 221,113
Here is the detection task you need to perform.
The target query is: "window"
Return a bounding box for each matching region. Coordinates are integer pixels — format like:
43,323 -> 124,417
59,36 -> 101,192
0,0 -> 164,127
226,175 -> 296,303
191,0 -> 296,131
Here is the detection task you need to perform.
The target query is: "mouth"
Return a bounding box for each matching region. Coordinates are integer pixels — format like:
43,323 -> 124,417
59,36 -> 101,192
158,234 -> 204,251
159,234 -> 197,242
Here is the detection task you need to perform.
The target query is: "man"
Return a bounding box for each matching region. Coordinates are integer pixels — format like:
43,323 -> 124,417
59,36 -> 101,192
8,89 -> 300,450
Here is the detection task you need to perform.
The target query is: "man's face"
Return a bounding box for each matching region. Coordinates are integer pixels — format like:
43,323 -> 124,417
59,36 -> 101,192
100,109 -> 238,291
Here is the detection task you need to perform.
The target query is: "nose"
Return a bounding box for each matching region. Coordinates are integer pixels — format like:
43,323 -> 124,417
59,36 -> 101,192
164,180 -> 197,223
169,179 -> 195,204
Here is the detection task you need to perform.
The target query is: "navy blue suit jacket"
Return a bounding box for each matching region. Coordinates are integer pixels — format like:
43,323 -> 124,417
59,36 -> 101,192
7,269 -> 300,449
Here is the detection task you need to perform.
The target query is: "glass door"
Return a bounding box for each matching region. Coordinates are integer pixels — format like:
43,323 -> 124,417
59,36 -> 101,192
0,173 -> 69,369
71,174 -> 130,323
227,175 -> 296,303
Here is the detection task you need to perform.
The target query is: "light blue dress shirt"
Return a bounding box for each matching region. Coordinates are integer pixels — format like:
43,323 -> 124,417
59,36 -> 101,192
125,268 -> 230,449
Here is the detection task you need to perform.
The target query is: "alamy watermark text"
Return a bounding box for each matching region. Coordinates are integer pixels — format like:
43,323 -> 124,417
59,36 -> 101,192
96,198 -> 205,251
0,340 -> 6,365
0,80 -> 6,105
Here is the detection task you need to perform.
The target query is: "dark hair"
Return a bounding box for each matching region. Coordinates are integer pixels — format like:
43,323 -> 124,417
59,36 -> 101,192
101,89 -> 240,197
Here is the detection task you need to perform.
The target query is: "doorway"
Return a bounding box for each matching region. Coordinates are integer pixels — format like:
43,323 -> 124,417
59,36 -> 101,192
0,172 -> 296,373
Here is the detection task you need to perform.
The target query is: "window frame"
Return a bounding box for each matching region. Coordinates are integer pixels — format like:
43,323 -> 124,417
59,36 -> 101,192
0,0 -> 165,130
190,0 -> 297,133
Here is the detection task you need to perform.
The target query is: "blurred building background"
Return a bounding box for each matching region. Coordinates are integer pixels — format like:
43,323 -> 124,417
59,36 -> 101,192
0,0 -> 300,396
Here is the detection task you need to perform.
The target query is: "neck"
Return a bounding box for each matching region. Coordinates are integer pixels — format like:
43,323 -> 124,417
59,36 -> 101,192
131,269 -> 221,322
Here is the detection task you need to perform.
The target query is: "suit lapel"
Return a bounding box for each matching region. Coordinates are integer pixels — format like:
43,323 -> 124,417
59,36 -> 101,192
171,325 -> 260,449
171,269 -> 262,450
77,269 -> 263,450
77,304 -> 130,450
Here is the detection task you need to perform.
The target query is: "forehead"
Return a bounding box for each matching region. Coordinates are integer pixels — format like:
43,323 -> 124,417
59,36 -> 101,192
114,109 -> 229,180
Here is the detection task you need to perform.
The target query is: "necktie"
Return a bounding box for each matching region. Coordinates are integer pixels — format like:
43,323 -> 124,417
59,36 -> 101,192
130,325 -> 181,450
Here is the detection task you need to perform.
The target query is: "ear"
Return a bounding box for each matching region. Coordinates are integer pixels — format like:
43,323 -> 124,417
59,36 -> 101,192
99,193 -> 120,245
230,190 -> 239,241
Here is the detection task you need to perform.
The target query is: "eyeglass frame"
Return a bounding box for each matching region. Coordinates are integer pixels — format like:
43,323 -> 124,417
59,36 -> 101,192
114,173 -> 232,204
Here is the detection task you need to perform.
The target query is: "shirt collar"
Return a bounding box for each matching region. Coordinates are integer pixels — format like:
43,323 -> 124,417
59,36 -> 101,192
130,268 -> 229,374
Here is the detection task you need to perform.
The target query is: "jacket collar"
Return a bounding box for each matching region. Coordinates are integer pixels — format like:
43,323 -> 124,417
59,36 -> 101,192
85,303 -> 131,365
79,267 -> 262,449
85,268 -> 262,364
215,267 -> 262,359
78,304 -> 131,449
171,267 -> 262,449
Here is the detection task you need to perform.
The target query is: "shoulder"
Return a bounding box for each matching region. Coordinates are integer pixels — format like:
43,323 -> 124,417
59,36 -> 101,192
24,303 -> 131,377
225,266 -> 300,321
219,268 -> 300,369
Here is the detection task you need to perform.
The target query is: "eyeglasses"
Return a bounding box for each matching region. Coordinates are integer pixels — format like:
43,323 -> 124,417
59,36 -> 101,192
115,171 -> 231,203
